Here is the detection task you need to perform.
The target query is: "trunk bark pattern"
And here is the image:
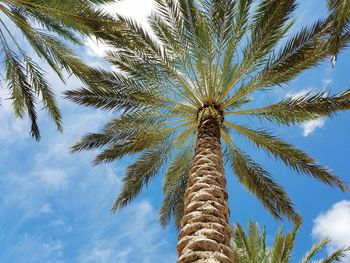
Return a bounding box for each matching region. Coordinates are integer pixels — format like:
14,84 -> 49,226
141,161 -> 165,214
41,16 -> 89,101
177,110 -> 233,263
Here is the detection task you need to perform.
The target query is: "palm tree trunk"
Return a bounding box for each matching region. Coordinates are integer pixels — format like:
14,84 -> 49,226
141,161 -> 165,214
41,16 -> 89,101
177,109 -> 233,263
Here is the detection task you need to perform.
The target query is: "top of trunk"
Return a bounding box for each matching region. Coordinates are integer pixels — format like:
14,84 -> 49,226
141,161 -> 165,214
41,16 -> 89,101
197,104 -> 224,127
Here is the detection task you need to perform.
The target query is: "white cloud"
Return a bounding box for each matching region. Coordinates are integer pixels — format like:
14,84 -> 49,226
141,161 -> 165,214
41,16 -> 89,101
78,200 -> 176,263
86,0 -> 155,58
103,0 -> 155,23
312,200 -> 350,260
86,38 -> 111,58
301,118 -> 325,137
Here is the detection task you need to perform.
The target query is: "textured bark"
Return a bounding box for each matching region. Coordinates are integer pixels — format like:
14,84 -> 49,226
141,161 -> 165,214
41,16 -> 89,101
177,110 -> 233,263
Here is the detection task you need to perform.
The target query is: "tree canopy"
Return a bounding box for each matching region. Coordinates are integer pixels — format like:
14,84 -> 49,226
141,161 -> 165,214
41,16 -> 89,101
66,0 -> 350,227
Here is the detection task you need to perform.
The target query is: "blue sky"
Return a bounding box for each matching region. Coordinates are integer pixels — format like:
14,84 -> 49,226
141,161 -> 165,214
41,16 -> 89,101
0,0 -> 350,262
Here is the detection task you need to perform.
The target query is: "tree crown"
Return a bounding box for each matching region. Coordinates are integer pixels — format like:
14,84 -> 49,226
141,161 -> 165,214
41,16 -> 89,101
66,0 -> 350,227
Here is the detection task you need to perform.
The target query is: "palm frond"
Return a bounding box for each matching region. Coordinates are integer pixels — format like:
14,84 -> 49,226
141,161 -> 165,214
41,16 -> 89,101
233,222 -> 348,263
71,133 -> 114,152
92,126 -> 169,165
299,239 -> 330,263
1,41 -> 40,140
221,19 -> 332,108
232,222 -> 270,263
327,0 -> 350,63
246,221 -> 269,263
71,110 -> 170,163
23,55 -> 62,132
7,0 -> 116,37
226,122 -> 349,191
64,70 -> 165,112
280,225 -> 298,263
160,145 -> 193,228
228,90 -> 350,125
227,145 -> 301,223
232,223 -> 252,261
320,246 -> 350,263
217,0 -> 296,104
112,138 -> 173,212
270,228 -> 287,263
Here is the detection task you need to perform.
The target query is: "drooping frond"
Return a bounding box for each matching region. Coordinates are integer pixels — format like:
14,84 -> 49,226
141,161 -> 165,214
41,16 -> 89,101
227,145 -> 301,223
2,47 -> 40,140
226,122 -> 349,191
72,105 -> 196,214
0,0 -> 119,139
111,138 -> 173,212
160,145 -> 194,228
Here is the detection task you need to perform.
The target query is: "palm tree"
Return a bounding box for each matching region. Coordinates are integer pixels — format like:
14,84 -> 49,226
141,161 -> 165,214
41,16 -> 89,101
65,1 -> 350,262
231,221 -> 350,263
0,0 -> 117,140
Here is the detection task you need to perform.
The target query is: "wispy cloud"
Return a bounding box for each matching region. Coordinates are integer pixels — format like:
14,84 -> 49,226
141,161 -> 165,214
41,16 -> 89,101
31,169 -> 68,190
103,0 -> 154,25
0,91 -> 176,262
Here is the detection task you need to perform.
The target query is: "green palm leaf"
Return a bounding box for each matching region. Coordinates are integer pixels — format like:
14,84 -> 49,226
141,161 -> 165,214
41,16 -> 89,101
227,122 -> 349,192
232,222 -> 350,263
160,145 -> 194,228
299,239 -> 330,263
112,138 -> 174,212
228,89 -> 350,125
321,246 -> 350,263
227,145 -> 301,223
327,0 -> 350,63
